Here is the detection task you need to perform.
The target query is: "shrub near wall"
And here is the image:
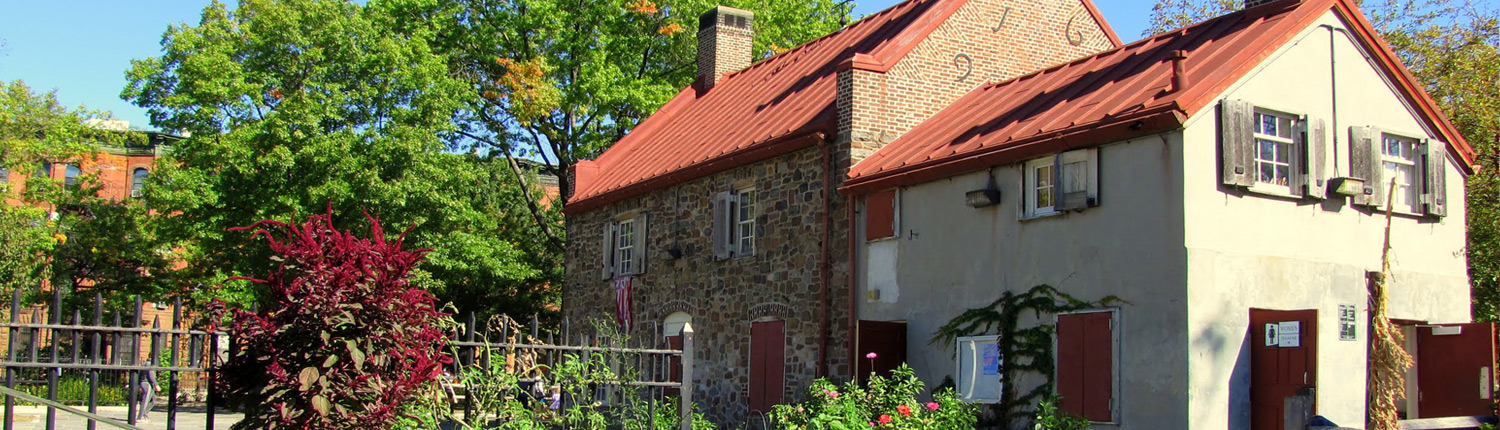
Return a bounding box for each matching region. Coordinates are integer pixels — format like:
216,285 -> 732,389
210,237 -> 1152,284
213,211 -> 451,429
770,365 -> 976,430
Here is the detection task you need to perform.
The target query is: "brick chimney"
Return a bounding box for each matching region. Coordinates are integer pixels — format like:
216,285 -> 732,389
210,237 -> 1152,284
697,6 -> 754,89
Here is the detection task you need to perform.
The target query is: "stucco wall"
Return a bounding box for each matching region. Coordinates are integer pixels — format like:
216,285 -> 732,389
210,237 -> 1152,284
1181,11 -> 1471,429
855,134 -> 1190,428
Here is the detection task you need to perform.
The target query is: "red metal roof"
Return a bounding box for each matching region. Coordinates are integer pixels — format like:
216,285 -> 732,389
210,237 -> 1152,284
565,0 -> 967,213
843,0 -> 1477,194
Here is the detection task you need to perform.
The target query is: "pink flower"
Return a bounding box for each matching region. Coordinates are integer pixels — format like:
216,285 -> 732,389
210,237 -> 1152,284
828,390 -> 840,398
865,352 -> 878,359
925,402 -> 940,411
897,404 -> 912,416
878,414 -> 892,425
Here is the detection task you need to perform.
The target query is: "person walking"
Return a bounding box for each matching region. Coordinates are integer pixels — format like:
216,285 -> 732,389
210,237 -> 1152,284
136,360 -> 159,422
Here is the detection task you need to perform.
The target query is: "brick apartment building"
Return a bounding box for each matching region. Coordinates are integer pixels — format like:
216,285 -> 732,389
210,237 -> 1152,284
561,0 -> 1119,424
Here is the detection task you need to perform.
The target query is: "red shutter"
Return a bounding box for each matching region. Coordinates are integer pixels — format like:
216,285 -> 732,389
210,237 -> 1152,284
1057,312 -> 1113,422
865,189 -> 897,240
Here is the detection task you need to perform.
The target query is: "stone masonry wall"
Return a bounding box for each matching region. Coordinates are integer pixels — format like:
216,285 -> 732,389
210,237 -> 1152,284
564,147 -> 839,426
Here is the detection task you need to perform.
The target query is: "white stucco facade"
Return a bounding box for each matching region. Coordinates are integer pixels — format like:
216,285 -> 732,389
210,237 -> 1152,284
851,10 -> 1470,430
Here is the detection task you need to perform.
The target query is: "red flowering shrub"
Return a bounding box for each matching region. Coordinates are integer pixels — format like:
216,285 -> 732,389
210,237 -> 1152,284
214,211 -> 452,429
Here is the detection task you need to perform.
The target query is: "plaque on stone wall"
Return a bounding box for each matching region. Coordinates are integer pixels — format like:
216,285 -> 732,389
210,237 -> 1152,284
1339,304 -> 1358,341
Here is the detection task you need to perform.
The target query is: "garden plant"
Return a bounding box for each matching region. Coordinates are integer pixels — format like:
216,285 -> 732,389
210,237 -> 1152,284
769,364 -> 976,429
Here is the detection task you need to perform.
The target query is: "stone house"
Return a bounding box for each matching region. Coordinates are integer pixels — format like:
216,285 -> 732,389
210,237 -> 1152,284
841,0 -> 1490,428
562,0 -> 1119,424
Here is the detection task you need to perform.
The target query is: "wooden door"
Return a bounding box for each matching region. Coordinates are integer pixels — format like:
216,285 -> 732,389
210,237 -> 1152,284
665,335 -> 682,398
856,320 -> 907,385
1416,323 -> 1496,418
1250,309 -> 1318,430
749,320 -> 785,415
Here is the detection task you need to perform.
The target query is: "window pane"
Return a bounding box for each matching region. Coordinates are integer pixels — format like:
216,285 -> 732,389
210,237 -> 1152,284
1278,117 -> 1296,139
64,164 -> 81,189
1036,187 -> 1053,208
1036,165 -> 1052,187
1275,166 -> 1289,186
1259,164 -> 1275,183
1259,140 -> 1275,160
1260,114 -> 1276,136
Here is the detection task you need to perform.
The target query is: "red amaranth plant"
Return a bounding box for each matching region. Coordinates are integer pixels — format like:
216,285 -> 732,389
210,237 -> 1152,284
213,210 -> 452,429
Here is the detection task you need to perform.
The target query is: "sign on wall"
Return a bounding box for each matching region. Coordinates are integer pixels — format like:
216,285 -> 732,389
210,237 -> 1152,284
1338,304 -> 1358,341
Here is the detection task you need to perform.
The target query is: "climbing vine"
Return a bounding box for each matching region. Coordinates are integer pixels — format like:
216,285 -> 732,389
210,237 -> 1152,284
929,285 -> 1123,426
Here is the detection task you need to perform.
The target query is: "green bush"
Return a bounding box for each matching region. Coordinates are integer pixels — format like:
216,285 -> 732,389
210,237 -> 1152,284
769,365 -> 976,429
18,375 -> 128,406
1031,395 -> 1090,430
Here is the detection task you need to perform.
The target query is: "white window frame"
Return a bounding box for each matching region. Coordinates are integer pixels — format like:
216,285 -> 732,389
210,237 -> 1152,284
1380,133 -> 1421,214
955,335 -> 1001,404
1053,308 -> 1121,424
1022,149 -> 1098,219
1248,109 -> 1301,196
735,187 -> 756,256
615,217 -> 636,275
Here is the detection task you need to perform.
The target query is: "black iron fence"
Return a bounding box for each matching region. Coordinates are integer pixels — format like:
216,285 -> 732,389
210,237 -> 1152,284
0,292 -> 697,430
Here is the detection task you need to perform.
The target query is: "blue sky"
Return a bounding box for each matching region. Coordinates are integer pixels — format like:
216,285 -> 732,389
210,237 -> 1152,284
0,1 -> 1157,131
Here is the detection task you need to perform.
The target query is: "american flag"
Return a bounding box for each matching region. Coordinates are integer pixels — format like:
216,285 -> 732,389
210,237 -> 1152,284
614,276 -> 633,330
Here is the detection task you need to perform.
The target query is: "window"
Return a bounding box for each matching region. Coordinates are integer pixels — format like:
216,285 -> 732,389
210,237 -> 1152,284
1023,149 -> 1098,219
712,188 -> 755,259
1220,100 -> 1328,199
601,213 -> 649,279
131,168 -> 149,198
35,162 -> 51,178
64,164 -> 81,189
1349,126 -> 1448,217
955,335 -> 1001,403
736,188 -> 756,255
1056,310 -> 1116,423
1252,111 -> 1298,192
1381,135 -> 1420,213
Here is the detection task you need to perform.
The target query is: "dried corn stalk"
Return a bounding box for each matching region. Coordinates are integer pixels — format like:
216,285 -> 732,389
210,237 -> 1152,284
1368,179 -> 1414,430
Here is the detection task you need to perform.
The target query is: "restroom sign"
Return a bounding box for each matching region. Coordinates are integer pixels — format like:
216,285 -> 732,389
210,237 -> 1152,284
1265,321 -> 1301,347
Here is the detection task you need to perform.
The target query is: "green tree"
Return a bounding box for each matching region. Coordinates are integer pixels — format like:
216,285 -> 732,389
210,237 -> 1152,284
1146,1 -> 1500,320
373,0 -> 848,250
0,80 -> 162,304
122,0 -> 556,319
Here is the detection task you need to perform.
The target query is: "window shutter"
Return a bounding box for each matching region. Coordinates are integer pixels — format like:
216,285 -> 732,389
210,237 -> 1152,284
1305,117 -> 1328,199
712,192 -> 731,260
1220,100 -> 1255,187
601,223 -> 615,280
727,193 -> 740,259
1052,153 -> 1066,212
1349,126 -> 1379,206
1288,117 -> 1308,198
1423,140 -> 1448,217
632,213 -> 649,274
1086,148 -> 1100,207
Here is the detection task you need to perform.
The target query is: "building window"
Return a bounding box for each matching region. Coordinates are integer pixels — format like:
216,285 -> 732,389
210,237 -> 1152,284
601,213 -> 649,279
1056,310 -> 1116,423
1023,149 -> 1098,219
131,168 -> 149,198
712,187 -> 755,259
63,164 -> 81,189
35,162 -> 51,178
1381,134 -> 1420,213
1253,111 -> 1298,192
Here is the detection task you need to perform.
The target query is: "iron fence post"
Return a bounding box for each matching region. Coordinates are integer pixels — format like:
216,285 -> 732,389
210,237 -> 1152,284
87,294 -> 101,430
46,288 -> 60,430
5,289 -> 19,430
168,296 -> 180,430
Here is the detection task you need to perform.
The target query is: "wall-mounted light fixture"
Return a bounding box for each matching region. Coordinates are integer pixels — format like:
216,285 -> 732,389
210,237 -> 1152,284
965,188 -> 1001,208
1328,177 -> 1367,197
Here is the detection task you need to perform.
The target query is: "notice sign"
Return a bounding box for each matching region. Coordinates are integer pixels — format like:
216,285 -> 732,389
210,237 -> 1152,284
980,343 -> 1000,376
1338,304 -> 1358,341
1265,321 -> 1302,347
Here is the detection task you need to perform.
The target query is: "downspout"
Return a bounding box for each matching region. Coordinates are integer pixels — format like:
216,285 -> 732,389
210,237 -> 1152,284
819,136 -> 833,378
1318,24 -> 1360,172
845,190 -> 858,380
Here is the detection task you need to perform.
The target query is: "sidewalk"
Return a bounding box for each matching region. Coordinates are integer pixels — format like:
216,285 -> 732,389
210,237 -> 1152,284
4,405 -> 239,430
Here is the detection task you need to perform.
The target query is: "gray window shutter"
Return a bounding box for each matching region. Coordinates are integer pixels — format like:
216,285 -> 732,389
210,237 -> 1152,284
1289,118 -> 1307,198
1305,117 -> 1328,199
1423,139 -> 1448,217
1087,148 -> 1101,207
633,213 -> 649,274
1052,153 -> 1065,212
1349,126 -> 1379,206
1220,100 -> 1255,187
712,192 -> 731,260
601,223 -> 615,280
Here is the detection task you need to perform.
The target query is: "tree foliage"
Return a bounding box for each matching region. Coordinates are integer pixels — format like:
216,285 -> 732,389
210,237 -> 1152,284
123,0 -> 559,318
213,210 -> 451,429
373,0 -> 849,248
1147,0 -> 1500,320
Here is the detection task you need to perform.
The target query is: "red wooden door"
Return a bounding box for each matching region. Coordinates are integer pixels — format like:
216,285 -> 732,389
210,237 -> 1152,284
1250,309 -> 1318,430
665,335 -> 683,398
1416,323 -> 1496,418
749,320 -> 785,415
856,320 -> 907,385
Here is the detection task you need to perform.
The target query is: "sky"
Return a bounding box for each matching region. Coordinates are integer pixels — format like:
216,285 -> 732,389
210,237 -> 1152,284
0,1 -> 1159,132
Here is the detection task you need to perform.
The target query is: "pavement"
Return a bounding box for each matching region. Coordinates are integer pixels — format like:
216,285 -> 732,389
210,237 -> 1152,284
2,405 -> 239,430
